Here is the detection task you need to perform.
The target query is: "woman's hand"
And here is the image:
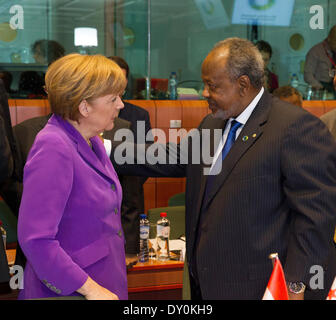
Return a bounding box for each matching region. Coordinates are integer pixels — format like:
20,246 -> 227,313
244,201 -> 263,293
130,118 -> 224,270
77,276 -> 119,300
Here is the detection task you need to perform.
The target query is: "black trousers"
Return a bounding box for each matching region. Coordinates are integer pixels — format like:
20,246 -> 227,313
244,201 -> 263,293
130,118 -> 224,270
190,276 -> 203,300
189,258 -> 203,300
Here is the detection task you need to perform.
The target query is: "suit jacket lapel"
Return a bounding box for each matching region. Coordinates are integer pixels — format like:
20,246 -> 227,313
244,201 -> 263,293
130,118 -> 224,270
201,91 -> 272,211
193,117 -> 227,221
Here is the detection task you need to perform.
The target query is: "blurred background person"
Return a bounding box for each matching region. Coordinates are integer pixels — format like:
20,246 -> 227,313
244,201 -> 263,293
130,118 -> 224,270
0,114 -> 13,188
18,54 -> 128,300
0,79 -> 20,215
18,71 -> 46,99
108,56 -> 153,266
304,25 -> 336,98
320,75 -> 336,138
256,40 -> 279,93
17,40 -> 66,99
32,39 -> 65,65
0,71 -> 13,95
273,85 -> 303,107
320,74 -> 336,244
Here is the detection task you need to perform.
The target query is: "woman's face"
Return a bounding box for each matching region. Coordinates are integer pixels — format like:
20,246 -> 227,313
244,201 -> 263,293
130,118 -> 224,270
260,51 -> 271,69
86,94 -> 124,133
33,45 -> 46,64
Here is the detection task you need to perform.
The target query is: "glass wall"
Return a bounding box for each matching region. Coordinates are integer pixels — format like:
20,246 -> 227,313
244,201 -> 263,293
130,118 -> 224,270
0,0 -> 335,100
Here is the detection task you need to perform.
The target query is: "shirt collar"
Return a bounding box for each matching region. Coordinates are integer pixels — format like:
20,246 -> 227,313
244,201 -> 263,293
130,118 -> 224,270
234,87 -> 264,126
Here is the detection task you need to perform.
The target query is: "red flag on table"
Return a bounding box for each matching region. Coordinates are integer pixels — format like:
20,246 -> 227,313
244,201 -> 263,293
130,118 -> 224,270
262,253 -> 289,300
327,277 -> 336,300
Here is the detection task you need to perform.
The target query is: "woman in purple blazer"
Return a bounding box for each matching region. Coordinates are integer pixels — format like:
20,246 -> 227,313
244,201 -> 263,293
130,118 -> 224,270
17,54 -> 128,300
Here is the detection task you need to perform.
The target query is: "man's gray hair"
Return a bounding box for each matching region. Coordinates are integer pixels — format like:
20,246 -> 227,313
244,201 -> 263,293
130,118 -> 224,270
213,37 -> 265,88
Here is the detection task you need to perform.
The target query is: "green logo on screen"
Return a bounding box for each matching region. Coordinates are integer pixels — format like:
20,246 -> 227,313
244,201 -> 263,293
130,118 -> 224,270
201,0 -> 215,15
249,0 -> 275,10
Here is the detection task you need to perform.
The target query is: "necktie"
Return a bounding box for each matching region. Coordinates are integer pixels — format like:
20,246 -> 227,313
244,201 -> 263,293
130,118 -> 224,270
221,120 -> 242,161
204,119 -> 242,199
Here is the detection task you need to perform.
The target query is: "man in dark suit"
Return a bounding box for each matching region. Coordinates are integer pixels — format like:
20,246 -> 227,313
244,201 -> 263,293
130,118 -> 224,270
0,79 -> 19,214
112,38 -> 336,300
0,80 -> 17,291
109,56 -> 153,262
0,115 -> 13,187
108,56 -> 153,142
12,114 -> 132,268
0,227 -> 10,294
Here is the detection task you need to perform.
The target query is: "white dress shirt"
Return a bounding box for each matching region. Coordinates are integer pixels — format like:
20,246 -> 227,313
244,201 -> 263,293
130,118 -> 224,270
209,87 -> 264,175
104,139 -> 112,157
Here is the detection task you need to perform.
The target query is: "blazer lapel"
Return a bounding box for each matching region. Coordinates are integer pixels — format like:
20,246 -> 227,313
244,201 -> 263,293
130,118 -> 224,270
201,91 -> 272,211
51,115 -> 114,183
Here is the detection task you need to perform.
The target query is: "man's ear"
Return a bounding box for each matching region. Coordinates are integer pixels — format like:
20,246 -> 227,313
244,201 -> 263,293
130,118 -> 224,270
78,100 -> 90,118
238,75 -> 251,96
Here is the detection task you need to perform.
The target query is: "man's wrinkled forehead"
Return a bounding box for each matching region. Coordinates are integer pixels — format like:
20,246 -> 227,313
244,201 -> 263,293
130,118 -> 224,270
202,48 -> 229,76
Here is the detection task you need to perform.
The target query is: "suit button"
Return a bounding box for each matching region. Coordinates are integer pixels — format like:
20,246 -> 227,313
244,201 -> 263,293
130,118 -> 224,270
114,208 -> 118,215
111,184 -> 116,191
118,230 -> 122,237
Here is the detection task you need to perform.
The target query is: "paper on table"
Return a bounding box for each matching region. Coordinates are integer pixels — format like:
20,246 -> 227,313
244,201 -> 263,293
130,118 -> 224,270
149,239 -> 186,261
149,239 -> 185,250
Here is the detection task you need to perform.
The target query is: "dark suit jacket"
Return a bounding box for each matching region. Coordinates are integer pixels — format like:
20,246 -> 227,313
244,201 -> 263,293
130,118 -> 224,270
0,80 -> 19,213
112,91 -> 336,299
0,227 -> 10,293
103,120 -> 143,254
14,115 -> 52,182
0,80 -> 17,160
118,101 -> 153,143
0,115 -> 13,186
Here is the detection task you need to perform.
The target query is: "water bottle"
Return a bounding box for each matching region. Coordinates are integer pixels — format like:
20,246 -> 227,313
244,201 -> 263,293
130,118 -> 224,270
0,220 -> 6,251
169,72 -> 177,100
290,73 -> 299,88
306,85 -> 313,101
139,214 -> 149,262
156,212 -> 170,261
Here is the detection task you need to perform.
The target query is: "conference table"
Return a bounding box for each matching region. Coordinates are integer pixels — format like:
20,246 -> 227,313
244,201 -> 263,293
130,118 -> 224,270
127,259 -> 184,300
3,249 -> 184,300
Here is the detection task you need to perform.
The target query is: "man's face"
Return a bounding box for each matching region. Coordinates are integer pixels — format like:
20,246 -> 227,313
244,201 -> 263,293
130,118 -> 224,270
201,54 -> 244,120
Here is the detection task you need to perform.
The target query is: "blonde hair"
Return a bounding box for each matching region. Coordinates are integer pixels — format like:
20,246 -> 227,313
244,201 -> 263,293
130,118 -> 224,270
45,53 -> 126,121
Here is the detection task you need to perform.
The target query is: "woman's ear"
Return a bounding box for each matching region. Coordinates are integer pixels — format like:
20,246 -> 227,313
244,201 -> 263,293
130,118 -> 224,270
78,100 -> 90,118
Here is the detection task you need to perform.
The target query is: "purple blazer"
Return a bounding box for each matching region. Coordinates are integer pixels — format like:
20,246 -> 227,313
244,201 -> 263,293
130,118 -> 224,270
17,114 -> 128,300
